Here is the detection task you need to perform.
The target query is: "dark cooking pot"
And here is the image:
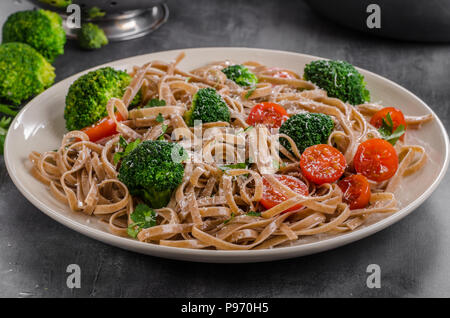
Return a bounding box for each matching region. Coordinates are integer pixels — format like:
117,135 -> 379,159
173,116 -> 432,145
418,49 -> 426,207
305,0 -> 450,42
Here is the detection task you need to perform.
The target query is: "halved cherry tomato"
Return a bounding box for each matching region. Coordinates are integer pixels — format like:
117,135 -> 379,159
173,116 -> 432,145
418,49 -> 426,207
353,138 -> 398,182
338,174 -> 371,210
246,102 -> 289,129
81,112 -> 124,142
260,175 -> 309,212
370,107 -> 406,141
300,144 -> 346,185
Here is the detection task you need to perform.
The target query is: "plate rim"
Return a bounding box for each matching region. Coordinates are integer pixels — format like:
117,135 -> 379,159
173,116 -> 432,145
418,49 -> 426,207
4,47 -> 450,263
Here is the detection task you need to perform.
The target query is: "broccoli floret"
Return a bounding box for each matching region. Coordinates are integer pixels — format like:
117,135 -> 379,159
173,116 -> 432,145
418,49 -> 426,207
118,140 -> 186,208
279,113 -> 334,153
2,9 -> 66,63
184,88 -> 230,126
0,42 -> 55,105
87,7 -> 106,19
222,64 -> 258,87
38,0 -> 72,9
77,23 -> 108,50
64,67 -> 141,131
303,60 -> 370,105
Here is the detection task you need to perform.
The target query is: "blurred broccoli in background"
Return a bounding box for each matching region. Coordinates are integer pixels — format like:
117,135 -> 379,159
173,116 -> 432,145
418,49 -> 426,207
0,117 -> 12,155
303,60 -> 370,105
0,42 -> 55,105
2,9 -> 66,63
38,0 -> 72,9
87,7 -> 106,19
77,23 -> 108,50
184,88 -> 230,126
222,64 -> 258,87
64,67 -> 140,131
0,105 -> 18,155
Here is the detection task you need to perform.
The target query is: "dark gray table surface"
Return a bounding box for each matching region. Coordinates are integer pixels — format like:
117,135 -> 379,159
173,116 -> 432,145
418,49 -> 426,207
1,0 -> 449,298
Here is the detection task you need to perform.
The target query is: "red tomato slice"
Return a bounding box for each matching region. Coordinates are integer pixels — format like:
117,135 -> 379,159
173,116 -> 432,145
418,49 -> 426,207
353,138 -> 398,182
338,174 -> 371,209
81,112 -> 124,142
370,107 -> 406,141
300,144 -> 346,185
260,175 -> 309,212
246,102 -> 289,129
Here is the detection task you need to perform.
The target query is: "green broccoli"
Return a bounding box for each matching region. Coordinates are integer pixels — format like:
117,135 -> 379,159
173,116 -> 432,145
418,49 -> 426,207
279,113 -> 334,154
0,42 -> 55,105
184,88 -> 230,126
38,0 -> 72,9
2,9 -> 66,63
87,7 -> 106,19
77,23 -> 108,50
303,60 -> 370,105
222,64 -> 258,87
118,140 -> 186,209
64,67 -> 141,131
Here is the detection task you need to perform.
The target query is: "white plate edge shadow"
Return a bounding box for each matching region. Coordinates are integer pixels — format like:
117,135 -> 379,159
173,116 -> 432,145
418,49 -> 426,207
4,47 -> 450,263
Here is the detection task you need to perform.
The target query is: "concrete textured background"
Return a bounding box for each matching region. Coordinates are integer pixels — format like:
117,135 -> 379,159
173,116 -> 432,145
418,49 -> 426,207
0,0 -> 449,297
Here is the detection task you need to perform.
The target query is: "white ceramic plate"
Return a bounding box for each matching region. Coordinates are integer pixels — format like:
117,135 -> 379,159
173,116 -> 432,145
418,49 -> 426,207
4,48 -> 449,263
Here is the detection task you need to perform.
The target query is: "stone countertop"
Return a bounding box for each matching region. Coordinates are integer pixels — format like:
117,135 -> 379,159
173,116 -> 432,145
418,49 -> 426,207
0,0 -> 449,297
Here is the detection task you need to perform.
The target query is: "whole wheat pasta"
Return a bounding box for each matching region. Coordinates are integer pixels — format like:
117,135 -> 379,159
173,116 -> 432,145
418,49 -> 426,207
30,53 -> 432,250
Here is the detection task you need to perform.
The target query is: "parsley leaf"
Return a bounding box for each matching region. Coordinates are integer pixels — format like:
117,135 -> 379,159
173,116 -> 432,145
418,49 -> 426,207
113,136 -> 141,165
0,117 -> 12,155
378,112 -> 405,146
218,162 -> 248,172
146,99 -> 166,107
224,212 -> 235,224
246,211 -> 261,217
155,113 -> 168,140
245,86 -> 256,99
156,113 -> 164,123
272,159 -> 280,170
127,204 -> 157,238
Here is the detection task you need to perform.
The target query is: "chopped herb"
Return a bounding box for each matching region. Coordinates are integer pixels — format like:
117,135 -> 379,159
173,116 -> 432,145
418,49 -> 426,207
113,136 -> 141,165
224,212 -> 236,224
246,211 -> 261,217
158,123 -> 168,140
244,126 -> 254,132
245,86 -> 256,99
272,160 -> 280,170
127,203 -> 157,238
118,135 -> 128,148
146,99 -> 166,107
219,162 -> 248,172
156,113 -> 164,123
0,117 -> 12,155
378,112 -> 405,145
